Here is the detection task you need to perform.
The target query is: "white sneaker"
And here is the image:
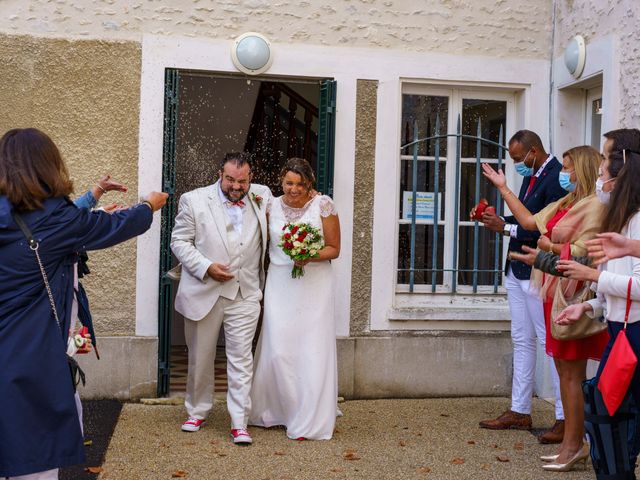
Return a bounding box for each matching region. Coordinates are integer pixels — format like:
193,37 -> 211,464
230,428 -> 253,444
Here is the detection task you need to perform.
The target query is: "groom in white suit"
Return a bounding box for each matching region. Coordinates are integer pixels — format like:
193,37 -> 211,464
171,152 -> 271,444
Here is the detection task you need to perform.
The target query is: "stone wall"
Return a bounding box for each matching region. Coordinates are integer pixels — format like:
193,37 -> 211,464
555,0 -> 640,125
0,34 -> 142,335
0,0 -> 552,58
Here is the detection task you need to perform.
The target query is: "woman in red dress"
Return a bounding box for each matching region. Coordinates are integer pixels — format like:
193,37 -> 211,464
483,145 -> 608,472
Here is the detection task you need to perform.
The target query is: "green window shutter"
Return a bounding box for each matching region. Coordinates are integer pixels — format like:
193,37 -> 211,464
317,79 -> 337,197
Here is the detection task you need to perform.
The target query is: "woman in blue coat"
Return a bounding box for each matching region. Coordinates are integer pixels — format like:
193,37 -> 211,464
0,128 -> 167,479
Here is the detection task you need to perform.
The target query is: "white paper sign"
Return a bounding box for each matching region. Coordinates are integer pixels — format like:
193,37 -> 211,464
402,191 -> 441,222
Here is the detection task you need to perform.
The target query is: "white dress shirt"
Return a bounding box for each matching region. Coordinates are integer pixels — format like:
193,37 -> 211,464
218,183 -> 245,236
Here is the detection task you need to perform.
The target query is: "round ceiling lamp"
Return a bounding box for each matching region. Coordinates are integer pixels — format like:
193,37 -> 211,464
564,35 -> 586,79
231,32 -> 273,75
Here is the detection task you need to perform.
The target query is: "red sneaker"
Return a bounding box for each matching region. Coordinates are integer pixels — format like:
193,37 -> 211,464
181,417 -> 205,432
230,428 -> 253,444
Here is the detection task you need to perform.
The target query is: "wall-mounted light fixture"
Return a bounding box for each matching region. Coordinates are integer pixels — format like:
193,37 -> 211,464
231,32 -> 273,75
564,35 -> 586,79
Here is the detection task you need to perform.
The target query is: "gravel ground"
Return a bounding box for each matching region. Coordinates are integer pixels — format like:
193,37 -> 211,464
99,397 -> 638,480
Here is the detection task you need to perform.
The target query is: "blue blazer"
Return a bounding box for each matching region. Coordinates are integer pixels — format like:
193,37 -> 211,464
0,197 -> 152,477
504,157 -> 566,280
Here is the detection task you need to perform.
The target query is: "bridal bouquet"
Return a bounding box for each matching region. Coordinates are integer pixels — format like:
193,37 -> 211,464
279,222 -> 323,278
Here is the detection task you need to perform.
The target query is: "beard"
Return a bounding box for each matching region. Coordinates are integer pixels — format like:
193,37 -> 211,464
221,185 -> 249,202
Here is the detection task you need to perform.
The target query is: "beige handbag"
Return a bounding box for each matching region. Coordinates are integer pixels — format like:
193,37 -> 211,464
550,244 -> 607,340
550,282 -> 606,340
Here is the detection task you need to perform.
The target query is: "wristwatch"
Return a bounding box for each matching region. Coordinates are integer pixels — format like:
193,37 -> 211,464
503,223 -> 512,237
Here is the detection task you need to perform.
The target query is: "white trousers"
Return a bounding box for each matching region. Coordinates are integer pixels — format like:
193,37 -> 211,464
506,269 -> 564,419
184,291 -> 261,429
3,470 -> 58,479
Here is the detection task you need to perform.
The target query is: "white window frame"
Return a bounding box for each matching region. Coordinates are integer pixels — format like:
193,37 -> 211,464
396,84 -> 517,295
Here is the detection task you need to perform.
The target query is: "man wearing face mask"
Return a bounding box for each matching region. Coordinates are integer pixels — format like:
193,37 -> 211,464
477,130 -> 566,443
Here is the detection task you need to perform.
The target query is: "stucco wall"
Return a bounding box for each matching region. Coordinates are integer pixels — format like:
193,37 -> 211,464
0,0 -> 552,58
554,0 -> 640,125
350,79 -> 378,336
0,34 -> 142,335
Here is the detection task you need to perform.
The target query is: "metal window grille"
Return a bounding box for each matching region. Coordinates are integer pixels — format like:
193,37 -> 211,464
400,113 -> 507,294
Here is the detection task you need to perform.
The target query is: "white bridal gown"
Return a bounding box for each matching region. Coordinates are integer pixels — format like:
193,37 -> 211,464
249,194 -> 338,440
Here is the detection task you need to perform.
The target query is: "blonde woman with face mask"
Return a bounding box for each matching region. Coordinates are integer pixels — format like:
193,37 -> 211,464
483,145 -> 609,472
555,132 -> 640,477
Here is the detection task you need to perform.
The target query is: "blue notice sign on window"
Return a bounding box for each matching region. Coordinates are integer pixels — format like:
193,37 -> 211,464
402,191 -> 441,222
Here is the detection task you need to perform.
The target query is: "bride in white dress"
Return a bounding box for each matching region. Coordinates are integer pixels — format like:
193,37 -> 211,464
249,157 -> 341,440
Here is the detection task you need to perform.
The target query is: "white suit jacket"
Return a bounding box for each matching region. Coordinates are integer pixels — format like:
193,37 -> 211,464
170,181 -> 271,320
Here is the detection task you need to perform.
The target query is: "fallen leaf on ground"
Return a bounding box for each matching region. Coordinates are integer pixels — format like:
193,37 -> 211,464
218,453 -> 228,457
183,441 -> 196,446
489,444 -> 498,449
440,414 -> 450,417
481,464 -> 491,470
416,466 -> 432,474
467,440 -> 476,445
172,470 -> 187,478
343,449 -> 361,461
274,451 -> 286,456
450,458 -> 465,465
85,467 -> 103,474
330,467 -> 345,473
417,432 -> 423,436
513,442 -> 524,450
399,440 -> 407,447
210,440 -> 219,445
496,455 -> 510,462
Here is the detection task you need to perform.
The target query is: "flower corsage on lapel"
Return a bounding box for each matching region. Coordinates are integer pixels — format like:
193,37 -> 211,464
251,192 -> 263,209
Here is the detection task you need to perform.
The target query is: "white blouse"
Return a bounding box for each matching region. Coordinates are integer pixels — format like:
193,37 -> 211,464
587,211 -> 640,324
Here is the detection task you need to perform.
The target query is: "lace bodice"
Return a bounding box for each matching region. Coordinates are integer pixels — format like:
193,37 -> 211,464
267,195 -> 337,223
267,195 -> 337,266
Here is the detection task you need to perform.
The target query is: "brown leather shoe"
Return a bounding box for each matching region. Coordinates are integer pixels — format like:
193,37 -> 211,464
479,409 -> 532,430
538,419 -> 565,444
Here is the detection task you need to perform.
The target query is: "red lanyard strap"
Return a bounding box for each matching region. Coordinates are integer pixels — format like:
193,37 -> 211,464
624,278 -> 633,329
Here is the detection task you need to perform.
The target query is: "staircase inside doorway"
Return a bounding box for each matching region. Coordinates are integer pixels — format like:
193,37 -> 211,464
169,345 -> 228,394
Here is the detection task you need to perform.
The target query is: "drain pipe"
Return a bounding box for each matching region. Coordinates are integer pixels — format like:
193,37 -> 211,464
548,0 -> 558,152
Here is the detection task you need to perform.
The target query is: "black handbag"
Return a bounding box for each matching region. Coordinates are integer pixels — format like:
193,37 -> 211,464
13,212 -> 86,391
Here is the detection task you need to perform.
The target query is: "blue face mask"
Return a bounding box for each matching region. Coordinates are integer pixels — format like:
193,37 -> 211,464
558,171 -> 576,192
515,161 -> 534,177
514,149 -> 534,176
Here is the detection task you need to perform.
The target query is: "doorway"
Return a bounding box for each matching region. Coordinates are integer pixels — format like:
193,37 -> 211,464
158,70 -> 336,396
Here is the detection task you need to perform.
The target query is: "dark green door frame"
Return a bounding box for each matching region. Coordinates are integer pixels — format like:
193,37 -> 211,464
157,71 -> 336,397
157,68 -> 179,396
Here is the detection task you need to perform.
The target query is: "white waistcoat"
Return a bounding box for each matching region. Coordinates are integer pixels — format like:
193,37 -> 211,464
218,204 -> 262,301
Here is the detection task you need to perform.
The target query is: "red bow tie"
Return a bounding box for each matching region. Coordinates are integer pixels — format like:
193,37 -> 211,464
225,199 -> 245,207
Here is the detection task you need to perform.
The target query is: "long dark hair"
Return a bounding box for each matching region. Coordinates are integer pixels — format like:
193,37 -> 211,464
0,128 -> 74,211
602,149 -> 640,233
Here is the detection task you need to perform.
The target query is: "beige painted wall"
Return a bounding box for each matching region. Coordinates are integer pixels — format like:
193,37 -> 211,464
0,34 -> 142,335
555,0 -> 640,125
0,0 -> 552,58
